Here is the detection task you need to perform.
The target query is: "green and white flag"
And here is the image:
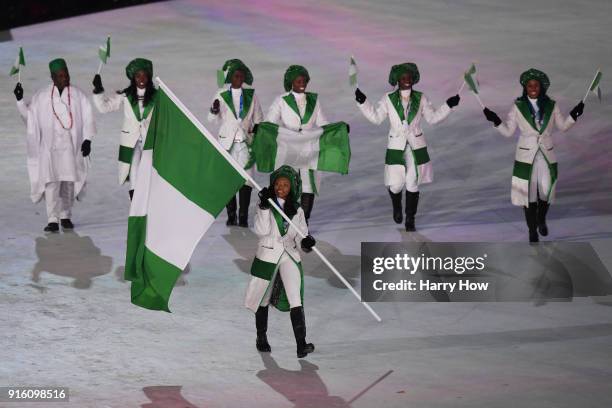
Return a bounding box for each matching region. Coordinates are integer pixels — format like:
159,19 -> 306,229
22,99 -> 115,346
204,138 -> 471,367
98,36 -> 111,64
125,81 -> 246,311
251,122 -> 351,174
349,55 -> 358,87
464,63 -> 479,94
216,69 -> 226,88
9,47 -> 25,77
588,69 -> 603,102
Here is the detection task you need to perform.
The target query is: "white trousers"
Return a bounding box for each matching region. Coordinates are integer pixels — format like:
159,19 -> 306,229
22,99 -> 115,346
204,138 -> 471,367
260,252 -> 302,308
300,169 -> 320,194
129,140 -> 143,191
45,181 -> 74,223
229,141 -> 254,187
389,149 -> 418,194
529,151 -> 552,202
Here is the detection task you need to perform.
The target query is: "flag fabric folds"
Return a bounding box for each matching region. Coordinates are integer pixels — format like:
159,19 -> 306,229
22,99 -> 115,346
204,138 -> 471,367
9,47 -> 25,76
251,122 -> 351,174
589,70 -> 603,102
349,56 -> 358,87
125,85 -> 246,311
98,36 -> 111,64
464,63 -> 479,94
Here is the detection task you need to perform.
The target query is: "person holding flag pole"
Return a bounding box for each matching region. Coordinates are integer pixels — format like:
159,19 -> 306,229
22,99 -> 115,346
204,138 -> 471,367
208,59 -> 263,227
354,62 -> 460,231
92,58 -> 157,200
482,68 -> 586,242
124,77 -> 380,357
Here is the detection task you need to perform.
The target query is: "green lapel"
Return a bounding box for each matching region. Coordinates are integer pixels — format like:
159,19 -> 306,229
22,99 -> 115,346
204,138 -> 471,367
388,89 -> 422,124
240,88 -> 254,120
515,98 -> 555,135
127,92 -> 157,122
282,92 -> 318,125
220,90 -> 237,119
272,205 -> 288,236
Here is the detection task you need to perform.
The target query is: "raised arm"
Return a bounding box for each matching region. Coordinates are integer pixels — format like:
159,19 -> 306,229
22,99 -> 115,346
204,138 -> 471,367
555,101 -> 584,132
14,83 -> 29,122
421,94 -> 452,125
91,74 -> 123,114
356,90 -> 388,125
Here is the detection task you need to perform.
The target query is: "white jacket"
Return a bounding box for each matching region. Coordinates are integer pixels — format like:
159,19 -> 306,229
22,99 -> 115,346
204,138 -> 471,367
253,205 -> 308,264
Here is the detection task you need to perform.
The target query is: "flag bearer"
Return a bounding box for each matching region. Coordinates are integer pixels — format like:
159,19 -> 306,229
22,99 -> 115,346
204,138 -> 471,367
482,68 -> 584,242
92,58 -> 157,201
244,165 -> 317,358
208,59 -> 263,227
14,58 -> 96,232
354,62 -> 460,231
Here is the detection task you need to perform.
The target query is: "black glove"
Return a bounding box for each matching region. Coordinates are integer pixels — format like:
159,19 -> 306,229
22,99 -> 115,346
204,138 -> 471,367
210,99 -> 220,114
258,187 -> 273,209
446,94 -> 460,108
301,235 -> 316,252
346,123 -> 350,133
92,74 -> 104,94
569,101 -> 584,121
81,140 -> 91,157
14,82 -> 23,101
355,88 -> 366,104
252,123 -> 259,135
483,107 -> 502,127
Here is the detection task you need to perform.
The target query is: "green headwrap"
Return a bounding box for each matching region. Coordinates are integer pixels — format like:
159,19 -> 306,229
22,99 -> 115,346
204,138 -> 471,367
283,65 -> 310,92
222,59 -> 253,85
125,58 -> 153,80
49,58 -> 68,74
270,165 -> 302,207
520,68 -> 550,92
388,62 -> 420,86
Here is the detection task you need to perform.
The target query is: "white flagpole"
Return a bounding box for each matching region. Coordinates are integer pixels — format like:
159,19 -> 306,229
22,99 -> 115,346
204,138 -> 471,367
155,77 -> 382,323
583,68 -> 600,103
457,80 -> 465,94
473,93 -> 485,108
97,61 -> 104,75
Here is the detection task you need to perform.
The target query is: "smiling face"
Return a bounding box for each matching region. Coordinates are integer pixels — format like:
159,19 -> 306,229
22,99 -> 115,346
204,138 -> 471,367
292,75 -> 308,93
230,69 -> 245,89
525,79 -> 541,99
274,177 -> 291,200
398,72 -> 412,90
134,70 -> 150,89
51,68 -> 70,91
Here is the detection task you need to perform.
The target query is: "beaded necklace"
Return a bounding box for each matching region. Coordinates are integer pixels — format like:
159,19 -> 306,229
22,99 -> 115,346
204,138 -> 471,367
51,86 -> 73,130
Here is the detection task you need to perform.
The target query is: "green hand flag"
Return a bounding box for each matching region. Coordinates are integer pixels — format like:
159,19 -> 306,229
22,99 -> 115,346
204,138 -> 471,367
9,47 -> 26,77
98,36 -> 111,64
464,63 -> 479,94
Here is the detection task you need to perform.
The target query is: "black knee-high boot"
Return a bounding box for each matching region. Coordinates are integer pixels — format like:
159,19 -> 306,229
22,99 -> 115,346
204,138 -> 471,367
226,196 -> 237,226
255,306 -> 271,352
290,306 -> 315,358
238,186 -> 252,228
524,202 -> 539,243
405,191 -> 420,231
388,189 -> 403,224
537,199 -> 549,236
301,193 -> 315,223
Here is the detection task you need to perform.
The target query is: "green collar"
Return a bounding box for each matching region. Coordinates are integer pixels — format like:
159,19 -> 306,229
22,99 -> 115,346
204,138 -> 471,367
220,88 -> 254,120
283,92 -> 317,125
272,203 -> 292,235
127,91 -> 157,122
388,89 -> 422,124
515,98 -> 555,134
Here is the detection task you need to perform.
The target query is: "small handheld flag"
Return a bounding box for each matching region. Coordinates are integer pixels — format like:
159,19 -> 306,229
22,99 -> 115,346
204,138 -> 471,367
97,36 -> 111,74
216,69 -> 226,88
583,69 -> 602,103
9,47 -> 26,82
460,63 -> 484,108
349,55 -> 358,87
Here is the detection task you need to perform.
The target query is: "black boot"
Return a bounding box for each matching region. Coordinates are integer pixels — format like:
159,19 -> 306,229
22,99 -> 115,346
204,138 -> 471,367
238,186 -> 252,228
226,196 -> 237,226
388,189 -> 403,224
524,203 -> 539,243
129,189 -> 134,201
255,306 -> 271,352
60,219 -> 74,230
537,199 -> 549,236
44,222 -> 59,233
290,306 -> 315,358
405,191 -> 420,232
301,193 -> 315,224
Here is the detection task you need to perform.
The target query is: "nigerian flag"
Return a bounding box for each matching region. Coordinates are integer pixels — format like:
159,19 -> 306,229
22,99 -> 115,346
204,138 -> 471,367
98,36 -> 111,64
125,81 -> 246,311
251,122 -> 351,174
464,63 -> 479,94
349,55 -> 358,87
589,69 -> 603,102
9,47 -> 25,76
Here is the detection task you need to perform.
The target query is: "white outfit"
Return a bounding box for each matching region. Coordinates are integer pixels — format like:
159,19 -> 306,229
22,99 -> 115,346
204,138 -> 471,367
495,97 -> 575,206
266,91 -> 329,193
244,201 -> 309,312
93,87 -> 153,187
358,88 -> 453,192
17,84 -> 95,221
